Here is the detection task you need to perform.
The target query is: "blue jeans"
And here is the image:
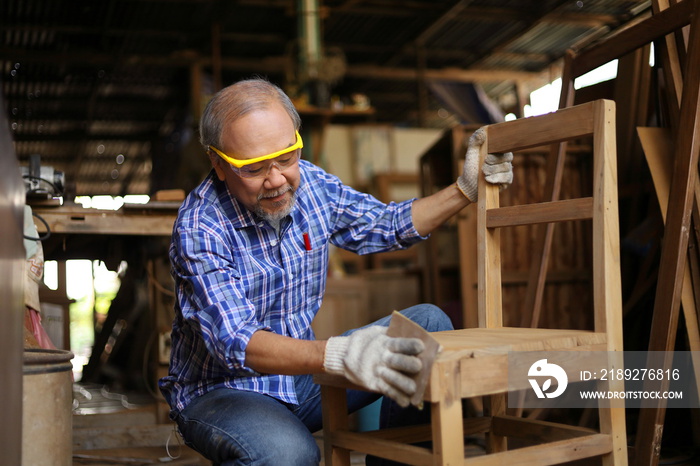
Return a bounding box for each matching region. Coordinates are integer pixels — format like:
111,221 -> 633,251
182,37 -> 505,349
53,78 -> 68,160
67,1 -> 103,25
175,304 -> 454,465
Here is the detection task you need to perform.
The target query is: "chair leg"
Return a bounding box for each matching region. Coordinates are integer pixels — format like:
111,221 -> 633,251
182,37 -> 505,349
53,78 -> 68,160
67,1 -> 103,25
320,385 -> 351,466
431,397 -> 464,465
486,394 -> 507,453
598,376 -> 628,466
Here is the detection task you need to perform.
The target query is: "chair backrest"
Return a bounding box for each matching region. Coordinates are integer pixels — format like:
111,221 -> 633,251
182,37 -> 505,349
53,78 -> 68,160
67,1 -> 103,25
477,99 -> 624,352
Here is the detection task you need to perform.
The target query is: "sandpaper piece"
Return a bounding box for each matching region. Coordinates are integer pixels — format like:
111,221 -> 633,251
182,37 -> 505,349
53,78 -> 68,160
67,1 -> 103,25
386,311 -> 442,408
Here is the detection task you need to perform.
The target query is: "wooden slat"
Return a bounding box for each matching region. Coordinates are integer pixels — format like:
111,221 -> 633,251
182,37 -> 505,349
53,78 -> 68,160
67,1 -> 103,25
464,434 -> 612,466
478,134 -> 503,328
492,415 -> 596,441
570,0 -> 693,77
330,431 -> 434,466
360,424 -> 433,444
433,328 -> 606,352
359,417 -> 491,444
591,99 -> 622,346
486,101 -> 596,154
486,197 -> 593,228
591,99 -> 628,466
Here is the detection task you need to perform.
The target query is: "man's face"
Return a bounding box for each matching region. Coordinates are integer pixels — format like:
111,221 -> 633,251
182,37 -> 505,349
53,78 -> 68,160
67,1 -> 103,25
212,103 -> 301,222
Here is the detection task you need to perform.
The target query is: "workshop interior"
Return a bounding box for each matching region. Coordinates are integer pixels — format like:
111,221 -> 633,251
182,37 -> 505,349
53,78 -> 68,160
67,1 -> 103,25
2,0 -> 700,464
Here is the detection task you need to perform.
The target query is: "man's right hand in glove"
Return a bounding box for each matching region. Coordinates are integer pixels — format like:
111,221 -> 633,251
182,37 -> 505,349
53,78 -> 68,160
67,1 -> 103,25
323,326 -> 424,408
456,127 -> 513,203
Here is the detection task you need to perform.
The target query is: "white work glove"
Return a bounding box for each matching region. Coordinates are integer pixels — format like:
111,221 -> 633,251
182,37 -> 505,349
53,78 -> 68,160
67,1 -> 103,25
323,326 -> 424,408
456,127 -> 514,202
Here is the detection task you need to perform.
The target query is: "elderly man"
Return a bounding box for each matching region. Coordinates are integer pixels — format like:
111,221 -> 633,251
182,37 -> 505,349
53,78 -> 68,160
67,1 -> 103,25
159,77 -> 512,465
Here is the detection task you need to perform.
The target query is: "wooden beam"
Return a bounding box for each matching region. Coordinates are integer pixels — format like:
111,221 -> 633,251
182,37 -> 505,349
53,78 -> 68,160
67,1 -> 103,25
1,45 -> 547,86
329,431 -> 434,465
492,415 -> 596,441
33,205 -> 176,236
486,198 -> 593,228
463,434 -> 612,466
570,0 -> 693,77
635,1 -> 700,463
486,100 -> 596,153
345,64 -> 546,84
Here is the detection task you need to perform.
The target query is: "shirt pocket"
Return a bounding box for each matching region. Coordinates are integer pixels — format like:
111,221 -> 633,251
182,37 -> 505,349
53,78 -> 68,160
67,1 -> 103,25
301,245 -> 328,310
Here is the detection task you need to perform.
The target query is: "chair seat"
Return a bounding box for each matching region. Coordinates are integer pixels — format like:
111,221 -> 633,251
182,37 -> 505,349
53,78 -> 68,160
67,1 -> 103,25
427,327 -> 607,400
315,327 -> 607,401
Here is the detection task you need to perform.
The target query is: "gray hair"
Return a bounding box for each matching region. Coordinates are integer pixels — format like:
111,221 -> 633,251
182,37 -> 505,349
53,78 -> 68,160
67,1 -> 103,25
199,77 -> 302,151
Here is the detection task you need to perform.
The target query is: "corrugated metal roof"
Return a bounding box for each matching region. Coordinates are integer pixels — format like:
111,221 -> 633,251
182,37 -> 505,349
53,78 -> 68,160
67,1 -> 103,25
2,0 -> 651,196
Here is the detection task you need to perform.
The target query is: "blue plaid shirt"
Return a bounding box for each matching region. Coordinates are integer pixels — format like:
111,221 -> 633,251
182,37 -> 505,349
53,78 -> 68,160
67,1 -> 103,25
159,160 -> 425,417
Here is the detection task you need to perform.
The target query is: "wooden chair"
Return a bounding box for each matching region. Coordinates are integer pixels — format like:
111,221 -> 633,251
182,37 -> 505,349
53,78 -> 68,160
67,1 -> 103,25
314,99 -> 627,465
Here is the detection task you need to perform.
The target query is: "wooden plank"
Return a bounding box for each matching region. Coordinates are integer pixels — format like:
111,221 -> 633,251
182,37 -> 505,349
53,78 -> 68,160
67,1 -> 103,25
360,424 -> 434,444
464,434 -> 612,466
486,197 -> 593,228
570,0 -> 693,77
491,415 -> 596,441
590,100 -> 628,466
346,417 -> 488,445
635,1 -> 700,463
591,100 -> 622,347
433,328 -> 606,353
33,206 -> 176,236
330,431 -> 434,465
478,130 -> 503,328
452,342 -> 610,398
486,101 -> 596,154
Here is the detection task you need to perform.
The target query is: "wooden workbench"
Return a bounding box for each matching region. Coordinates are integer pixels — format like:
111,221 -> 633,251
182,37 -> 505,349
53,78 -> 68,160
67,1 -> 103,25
32,202 -> 179,237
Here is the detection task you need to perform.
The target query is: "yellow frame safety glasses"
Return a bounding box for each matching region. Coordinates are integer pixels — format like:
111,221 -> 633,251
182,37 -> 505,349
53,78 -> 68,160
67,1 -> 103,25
209,131 -> 303,168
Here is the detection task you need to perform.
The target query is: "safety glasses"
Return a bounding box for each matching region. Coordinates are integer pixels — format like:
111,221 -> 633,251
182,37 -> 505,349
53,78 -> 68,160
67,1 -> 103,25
209,131 -> 303,179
